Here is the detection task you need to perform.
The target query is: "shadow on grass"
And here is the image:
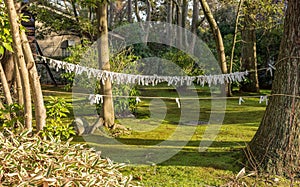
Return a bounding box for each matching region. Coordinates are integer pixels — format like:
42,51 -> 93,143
73,135 -> 246,172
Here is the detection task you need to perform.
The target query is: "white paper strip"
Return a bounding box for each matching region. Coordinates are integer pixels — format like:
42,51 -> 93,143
175,98 -> 181,108
41,56 -> 248,87
239,97 -> 245,105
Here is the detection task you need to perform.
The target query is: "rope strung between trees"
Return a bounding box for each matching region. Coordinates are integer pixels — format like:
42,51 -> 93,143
38,56 -> 248,87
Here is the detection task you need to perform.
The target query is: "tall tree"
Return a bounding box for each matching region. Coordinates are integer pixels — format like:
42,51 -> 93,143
199,0 -> 228,95
1,0 -> 47,131
96,0 -> 115,128
248,0 -> 300,178
240,1 -> 259,92
4,0 -> 32,129
127,0 -> 132,23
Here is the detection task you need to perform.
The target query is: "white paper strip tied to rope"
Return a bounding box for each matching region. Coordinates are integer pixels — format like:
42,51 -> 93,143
136,97 -> 142,104
175,98 -> 181,108
89,94 -> 103,105
259,96 -> 268,105
42,56 -> 248,87
239,97 -> 245,105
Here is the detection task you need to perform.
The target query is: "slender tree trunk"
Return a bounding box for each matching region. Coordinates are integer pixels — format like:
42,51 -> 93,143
96,1 -> 115,128
109,1 -> 114,28
0,50 -> 14,88
191,0 -> 199,34
20,31 -> 46,131
134,0 -> 141,22
199,0 -> 228,95
228,0 -> 243,96
127,0 -> 132,23
240,14 -> 259,93
248,0 -> 300,178
167,0 -> 172,24
182,0 -> 188,28
4,0 -> 32,130
173,0 -> 182,47
189,0 -> 199,53
14,57 -> 23,106
0,63 -> 13,105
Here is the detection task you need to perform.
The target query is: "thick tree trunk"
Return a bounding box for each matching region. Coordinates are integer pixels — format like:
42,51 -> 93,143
248,0 -> 300,178
96,1 -> 115,128
240,15 -> 259,93
20,31 -> 46,132
199,0 -> 228,95
4,0 -> 32,130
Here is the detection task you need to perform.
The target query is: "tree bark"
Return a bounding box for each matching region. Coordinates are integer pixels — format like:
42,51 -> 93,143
96,1 -> 115,128
14,57 -> 23,106
199,0 -> 228,95
0,50 -> 14,88
240,14 -> 259,93
191,0 -> 199,34
20,31 -> 46,132
127,0 -> 132,23
228,0 -> 243,96
4,0 -> 32,130
248,0 -> 300,178
181,0 -> 188,28
134,0 -> 141,22
189,0 -> 199,53
0,62 -> 13,105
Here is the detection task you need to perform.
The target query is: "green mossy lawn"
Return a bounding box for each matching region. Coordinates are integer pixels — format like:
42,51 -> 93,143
42,85 -> 298,187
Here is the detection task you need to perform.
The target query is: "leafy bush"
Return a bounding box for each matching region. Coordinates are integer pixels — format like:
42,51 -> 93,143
0,129 -> 137,186
61,42 -> 141,116
0,103 -> 24,130
42,97 -> 75,140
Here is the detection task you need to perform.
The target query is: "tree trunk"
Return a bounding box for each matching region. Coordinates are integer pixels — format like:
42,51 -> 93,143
0,50 -> 14,88
96,1 -> 115,128
248,0 -> 300,178
199,0 -> 228,95
0,62 -> 13,105
127,0 -> 132,23
191,0 -> 199,34
189,0 -> 199,53
228,0 -> 243,96
14,58 -> 23,106
134,0 -> 141,22
181,0 -> 188,28
20,31 -> 46,132
173,0 -> 182,47
4,0 -> 32,130
240,14 -> 259,93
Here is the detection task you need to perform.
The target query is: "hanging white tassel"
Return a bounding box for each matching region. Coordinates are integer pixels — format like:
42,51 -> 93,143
175,98 -> 181,108
259,96 -> 268,105
239,97 -> 245,105
41,56 -> 250,87
267,64 -> 276,77
95,94 -> 103,104
136,97 -> 142,104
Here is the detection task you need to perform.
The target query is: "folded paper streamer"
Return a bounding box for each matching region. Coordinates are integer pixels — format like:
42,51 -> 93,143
259,96 -> 268,105
42,56 -> 248,87
239,97 -> 245,105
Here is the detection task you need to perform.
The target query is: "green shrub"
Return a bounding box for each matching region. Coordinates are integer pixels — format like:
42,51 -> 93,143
42,96 -> 75,140
0,103 -> 24,130
0,128 -> 136,186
